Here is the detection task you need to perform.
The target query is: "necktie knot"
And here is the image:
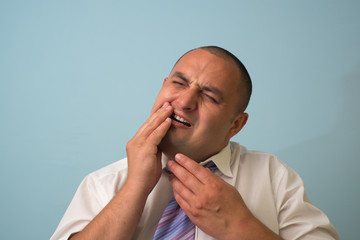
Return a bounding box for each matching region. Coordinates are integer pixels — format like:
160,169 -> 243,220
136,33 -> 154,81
203,160 -> 217,171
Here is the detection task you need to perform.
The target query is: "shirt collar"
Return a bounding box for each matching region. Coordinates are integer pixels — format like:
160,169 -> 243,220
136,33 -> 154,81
161,142 -> 233,178
200,142 -> 232,177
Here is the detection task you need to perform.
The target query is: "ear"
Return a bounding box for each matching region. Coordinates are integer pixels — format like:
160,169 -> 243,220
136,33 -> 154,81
226,113 -> 248,139
162,77 -> 168,86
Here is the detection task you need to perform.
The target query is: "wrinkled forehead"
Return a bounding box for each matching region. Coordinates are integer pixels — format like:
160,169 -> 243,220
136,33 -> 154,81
171,50 -> 241,87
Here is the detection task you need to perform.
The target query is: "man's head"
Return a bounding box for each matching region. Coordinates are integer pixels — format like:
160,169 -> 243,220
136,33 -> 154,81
174,46 -> 252,113
152,46 -> 252,162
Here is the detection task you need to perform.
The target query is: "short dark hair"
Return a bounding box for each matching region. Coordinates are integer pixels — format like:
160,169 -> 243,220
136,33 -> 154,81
175,46 -> 252,113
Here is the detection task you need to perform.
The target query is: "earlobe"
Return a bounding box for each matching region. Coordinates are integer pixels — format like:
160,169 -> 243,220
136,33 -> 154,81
226,113 -> 249,139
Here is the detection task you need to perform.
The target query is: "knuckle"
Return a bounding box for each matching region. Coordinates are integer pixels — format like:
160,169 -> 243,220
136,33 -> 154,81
194,198 -> 203,210
153,114 -> 164,125
192,164 -> 202,174
209,182 -> 221,191
189,207 -> 201,217
150,128 -> 160,138
126,141 -> 133,150
126,138 -> 146,153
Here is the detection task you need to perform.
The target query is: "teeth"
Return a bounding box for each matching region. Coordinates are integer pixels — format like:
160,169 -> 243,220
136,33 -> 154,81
171,113 -> 191,126
174,115 -> 188,123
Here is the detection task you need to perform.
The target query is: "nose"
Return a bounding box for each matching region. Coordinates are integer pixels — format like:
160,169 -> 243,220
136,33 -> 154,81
174,88 -> 198,111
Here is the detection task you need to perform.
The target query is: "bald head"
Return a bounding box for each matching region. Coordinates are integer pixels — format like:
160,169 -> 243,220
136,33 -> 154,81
173,46 -> 252,113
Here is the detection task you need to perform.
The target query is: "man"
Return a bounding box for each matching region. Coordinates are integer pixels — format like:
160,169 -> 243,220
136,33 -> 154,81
51,46 -> 339,239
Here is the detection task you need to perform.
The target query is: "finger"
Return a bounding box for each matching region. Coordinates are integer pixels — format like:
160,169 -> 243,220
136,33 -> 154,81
173,190 -> 194,216
135,102 -> 173,138
169,174 -> 197,207
136,102 -> 170,136
147,117 -> 172,145
174,154 -> 214,184
167,159 -> 203,194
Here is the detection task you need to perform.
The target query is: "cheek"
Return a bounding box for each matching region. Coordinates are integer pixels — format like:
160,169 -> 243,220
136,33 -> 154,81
200,113 -> 232,136
163,91 -> 176,101
151,90 -> 177,114
158,88 -> 178,103
199,113 -> 221,132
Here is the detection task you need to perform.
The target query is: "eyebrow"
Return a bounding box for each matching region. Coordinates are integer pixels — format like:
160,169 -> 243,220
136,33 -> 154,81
172,71 -> 224,102
173,72 -> 190,83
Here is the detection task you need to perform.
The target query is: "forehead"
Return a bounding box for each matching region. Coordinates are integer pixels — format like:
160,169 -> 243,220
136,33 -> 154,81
170,49 -> 241,88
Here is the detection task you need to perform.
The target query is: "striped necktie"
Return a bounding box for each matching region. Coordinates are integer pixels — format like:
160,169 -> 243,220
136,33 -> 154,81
153,161 -> 217,240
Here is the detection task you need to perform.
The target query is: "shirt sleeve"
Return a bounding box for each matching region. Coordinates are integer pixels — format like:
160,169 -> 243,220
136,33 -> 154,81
50,175 -> 105,240
273,161 -> 340,240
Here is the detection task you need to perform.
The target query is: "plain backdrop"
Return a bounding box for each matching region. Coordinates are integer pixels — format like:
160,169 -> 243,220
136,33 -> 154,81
1,1 -> 359,239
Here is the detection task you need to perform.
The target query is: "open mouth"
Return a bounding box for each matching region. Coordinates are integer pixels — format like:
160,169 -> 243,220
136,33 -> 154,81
170,113 -> 191,127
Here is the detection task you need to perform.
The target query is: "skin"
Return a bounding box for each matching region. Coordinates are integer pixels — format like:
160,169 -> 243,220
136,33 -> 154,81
70,49 -> 282,240
155,49 -> 248,163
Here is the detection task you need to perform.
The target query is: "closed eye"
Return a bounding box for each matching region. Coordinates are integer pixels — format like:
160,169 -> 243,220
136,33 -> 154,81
171,72 -> 190,87
172,80 -> 185,86
202,92 -> 218,104
200,85 -> 223,104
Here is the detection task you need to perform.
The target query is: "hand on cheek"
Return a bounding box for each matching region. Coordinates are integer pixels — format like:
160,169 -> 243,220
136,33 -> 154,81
125,102 -> 173,194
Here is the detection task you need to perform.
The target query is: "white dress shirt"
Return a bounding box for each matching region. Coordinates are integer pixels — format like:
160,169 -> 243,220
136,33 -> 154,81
51,142 -> 339,240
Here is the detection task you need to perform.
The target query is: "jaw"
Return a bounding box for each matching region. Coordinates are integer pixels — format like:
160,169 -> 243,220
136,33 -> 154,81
158,128 -> 194,160
159,132 -> 210,163
159,124 -> 229,163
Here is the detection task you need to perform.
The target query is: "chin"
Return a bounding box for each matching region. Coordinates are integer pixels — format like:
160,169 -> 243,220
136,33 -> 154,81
159,139 -> 179,159
159,133 -> 211,162
159,136 -> 189,159
159,142 -> 205,163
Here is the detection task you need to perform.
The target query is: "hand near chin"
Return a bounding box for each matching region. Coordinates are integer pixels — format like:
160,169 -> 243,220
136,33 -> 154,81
125,102 -> 173,194
167,154 -> 281,240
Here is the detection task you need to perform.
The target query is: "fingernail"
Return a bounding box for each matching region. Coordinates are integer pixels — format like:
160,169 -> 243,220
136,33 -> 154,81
175,154 -> 183,161
167,160 -> 173,167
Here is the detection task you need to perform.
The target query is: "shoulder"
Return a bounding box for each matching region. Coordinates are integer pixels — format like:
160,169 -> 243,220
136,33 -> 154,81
230,142 -> 305,192
88,158 -> 128,179
228,143 -> 339,239
81,158 -> 129,198
229,141 -> 293,182
230,141 -> 285,167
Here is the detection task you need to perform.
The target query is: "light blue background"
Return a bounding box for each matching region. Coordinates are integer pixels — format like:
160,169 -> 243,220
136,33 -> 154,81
1,1 -> 359,239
